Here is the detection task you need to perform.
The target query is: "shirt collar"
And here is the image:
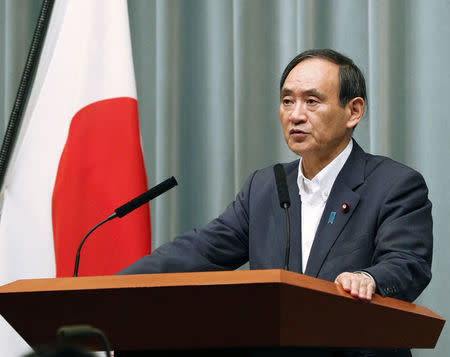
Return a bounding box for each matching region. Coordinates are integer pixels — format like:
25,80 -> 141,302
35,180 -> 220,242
297,140 -> 353,204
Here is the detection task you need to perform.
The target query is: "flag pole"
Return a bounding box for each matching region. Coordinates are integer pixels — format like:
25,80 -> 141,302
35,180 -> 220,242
0,0 -> 55,190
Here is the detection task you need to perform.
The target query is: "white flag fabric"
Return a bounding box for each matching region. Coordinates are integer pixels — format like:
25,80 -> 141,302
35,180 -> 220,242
0,1 -> 151,355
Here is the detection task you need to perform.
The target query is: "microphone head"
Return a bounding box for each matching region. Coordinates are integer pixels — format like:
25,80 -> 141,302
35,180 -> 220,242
114,176 -> 178,218
273,164 -> 291,208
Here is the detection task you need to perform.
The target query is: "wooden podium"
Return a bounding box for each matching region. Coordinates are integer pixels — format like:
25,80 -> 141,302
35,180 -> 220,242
0,269 -> 445,354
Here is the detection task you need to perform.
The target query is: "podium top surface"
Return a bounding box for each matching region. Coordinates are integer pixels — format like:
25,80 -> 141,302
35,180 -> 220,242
0,269 -> 442,319
0,269 -> 445,350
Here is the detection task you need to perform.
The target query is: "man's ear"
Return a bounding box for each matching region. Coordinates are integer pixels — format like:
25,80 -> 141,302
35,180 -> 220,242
346,97 -> 365,129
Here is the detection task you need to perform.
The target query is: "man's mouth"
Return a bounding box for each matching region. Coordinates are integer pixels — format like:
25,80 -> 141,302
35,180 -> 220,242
289,128 -> 308,135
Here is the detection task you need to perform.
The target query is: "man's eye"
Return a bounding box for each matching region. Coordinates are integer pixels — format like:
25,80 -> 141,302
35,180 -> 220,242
282,99 -> 293,105
306,98 -> 318,105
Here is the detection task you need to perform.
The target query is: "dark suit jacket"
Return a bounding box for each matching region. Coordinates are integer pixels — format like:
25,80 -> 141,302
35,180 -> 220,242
118,140 -> 432,356
119,140 -> 432,301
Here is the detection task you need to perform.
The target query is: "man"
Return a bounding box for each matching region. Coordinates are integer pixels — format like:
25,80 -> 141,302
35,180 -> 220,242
118,49 -> 432,356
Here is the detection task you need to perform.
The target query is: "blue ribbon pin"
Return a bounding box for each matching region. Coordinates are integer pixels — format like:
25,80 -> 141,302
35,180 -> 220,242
328,211 -> 336,224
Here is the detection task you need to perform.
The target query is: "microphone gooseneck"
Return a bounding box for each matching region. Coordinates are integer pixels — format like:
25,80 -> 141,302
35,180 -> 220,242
273,164 -> 291,270
73,214 -> 115,277
73,176 -> 178,277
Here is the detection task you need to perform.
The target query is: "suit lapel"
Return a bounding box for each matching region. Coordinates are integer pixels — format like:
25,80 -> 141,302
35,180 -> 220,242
285,164 -> 302,273
304,141 -> 366,277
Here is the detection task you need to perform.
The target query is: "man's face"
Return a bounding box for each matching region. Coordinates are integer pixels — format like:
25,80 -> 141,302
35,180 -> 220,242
279,58 -> 355,161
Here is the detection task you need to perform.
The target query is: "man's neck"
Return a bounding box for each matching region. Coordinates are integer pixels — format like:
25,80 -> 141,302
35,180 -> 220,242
301,138 -> 352,180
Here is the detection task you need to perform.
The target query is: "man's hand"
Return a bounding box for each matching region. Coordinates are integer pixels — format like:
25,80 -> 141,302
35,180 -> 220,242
334,272 -> 376,301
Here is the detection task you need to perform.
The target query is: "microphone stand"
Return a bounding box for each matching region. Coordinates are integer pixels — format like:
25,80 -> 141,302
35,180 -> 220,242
282,203 -> 291,271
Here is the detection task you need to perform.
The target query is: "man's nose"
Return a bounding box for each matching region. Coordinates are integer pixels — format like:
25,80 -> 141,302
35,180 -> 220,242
289,102 -> 307,123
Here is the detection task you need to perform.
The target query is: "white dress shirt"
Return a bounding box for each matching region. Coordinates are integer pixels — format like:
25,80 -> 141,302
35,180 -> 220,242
298,140 -> 353,273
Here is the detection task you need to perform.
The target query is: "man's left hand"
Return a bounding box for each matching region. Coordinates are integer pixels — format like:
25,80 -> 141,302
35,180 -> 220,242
334,272 -> 376,301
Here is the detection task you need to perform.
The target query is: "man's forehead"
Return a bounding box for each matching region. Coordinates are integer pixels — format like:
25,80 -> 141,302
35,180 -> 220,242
282,58 -> 340,91
280,87 -> 323,98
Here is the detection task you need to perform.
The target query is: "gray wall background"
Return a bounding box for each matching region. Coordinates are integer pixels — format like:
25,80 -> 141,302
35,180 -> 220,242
1,0 -> 449,355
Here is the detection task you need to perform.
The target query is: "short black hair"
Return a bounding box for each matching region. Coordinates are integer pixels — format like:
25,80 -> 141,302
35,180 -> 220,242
280,49 -> 367,107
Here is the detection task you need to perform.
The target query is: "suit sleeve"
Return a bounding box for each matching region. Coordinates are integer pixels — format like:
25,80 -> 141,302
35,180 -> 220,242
363,170 -> 433,302
116,172 -> 256,275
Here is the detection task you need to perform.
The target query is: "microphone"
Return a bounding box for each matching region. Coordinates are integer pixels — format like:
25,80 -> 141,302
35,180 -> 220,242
114,176 -> 178,217
73,176 -> 178,277
273,164 -> 291,270
274,164 -> 291,209
57,325 -> 111,357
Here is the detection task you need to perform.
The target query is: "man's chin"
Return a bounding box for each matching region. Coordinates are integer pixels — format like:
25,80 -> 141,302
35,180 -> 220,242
288,142 -> 314,157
